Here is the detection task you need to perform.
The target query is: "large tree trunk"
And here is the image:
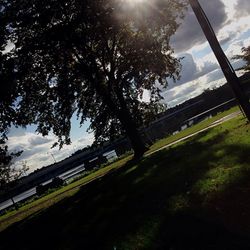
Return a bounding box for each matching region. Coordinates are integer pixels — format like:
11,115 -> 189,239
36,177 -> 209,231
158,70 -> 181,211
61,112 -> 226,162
117,108 -> 148,159
114,87 -> 148,159
94,83 -> 147,158
88,61 -> 147,159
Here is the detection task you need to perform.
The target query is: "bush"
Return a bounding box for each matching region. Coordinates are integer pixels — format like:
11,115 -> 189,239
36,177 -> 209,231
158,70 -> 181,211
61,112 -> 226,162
36,177 -> 64,196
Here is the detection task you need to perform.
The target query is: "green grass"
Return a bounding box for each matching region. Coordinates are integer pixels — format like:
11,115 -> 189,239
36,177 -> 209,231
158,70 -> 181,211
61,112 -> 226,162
0,107 -> 238,225
0,154 -> 132,229
1,106 -> 250,249
0,107 -> 239,225
148,106 -> 239,153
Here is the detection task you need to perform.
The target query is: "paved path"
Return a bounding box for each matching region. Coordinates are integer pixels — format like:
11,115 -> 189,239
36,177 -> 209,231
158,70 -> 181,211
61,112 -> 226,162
146,111 -> 241,157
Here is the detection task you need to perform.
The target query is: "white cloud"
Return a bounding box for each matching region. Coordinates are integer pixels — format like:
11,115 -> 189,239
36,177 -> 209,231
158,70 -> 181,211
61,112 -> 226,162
165,0 -> 250,106
173,0 -> 250,57
171,0 -> 228,52
221,0 -> 237,20
163,73 -> 227,108
7,130 -> 94,173
234,0 -> 250,18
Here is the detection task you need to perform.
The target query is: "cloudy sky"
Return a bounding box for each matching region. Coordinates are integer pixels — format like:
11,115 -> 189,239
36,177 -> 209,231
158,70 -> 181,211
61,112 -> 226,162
8,0 -> 250,173
165,0 -> 250,106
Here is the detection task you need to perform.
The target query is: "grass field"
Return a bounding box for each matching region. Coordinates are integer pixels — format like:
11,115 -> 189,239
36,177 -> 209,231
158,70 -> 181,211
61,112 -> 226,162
0,107 -> 239,228
1,107 -> 250,249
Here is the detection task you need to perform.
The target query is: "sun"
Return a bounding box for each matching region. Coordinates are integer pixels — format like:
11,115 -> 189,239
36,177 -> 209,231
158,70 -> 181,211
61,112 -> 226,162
120,0 -> 150,19
123,0 -> 146,7
125,0 -> 145,2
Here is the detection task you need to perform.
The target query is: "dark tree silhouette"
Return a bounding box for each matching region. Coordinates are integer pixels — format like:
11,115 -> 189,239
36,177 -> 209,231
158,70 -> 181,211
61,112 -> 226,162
0,141 -> 27,189
233,46 -> 250,72
0,0 -> 186,158
0,141 -> 28,209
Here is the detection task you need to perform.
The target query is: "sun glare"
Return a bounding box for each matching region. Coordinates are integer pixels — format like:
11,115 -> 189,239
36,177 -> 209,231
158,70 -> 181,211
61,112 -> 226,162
123,0 -> 146,7
126,0 -> 145,2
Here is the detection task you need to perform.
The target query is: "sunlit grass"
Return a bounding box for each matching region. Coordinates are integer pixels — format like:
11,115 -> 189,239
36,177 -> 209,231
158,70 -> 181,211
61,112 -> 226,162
0,106 -> 241,233
147,106 -> 239,154
0,108 -> 250,249
0,155 -> 132,231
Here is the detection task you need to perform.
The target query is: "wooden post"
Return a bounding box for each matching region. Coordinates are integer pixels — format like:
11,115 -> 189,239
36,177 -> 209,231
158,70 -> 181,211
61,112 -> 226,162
189,0 -> 250,121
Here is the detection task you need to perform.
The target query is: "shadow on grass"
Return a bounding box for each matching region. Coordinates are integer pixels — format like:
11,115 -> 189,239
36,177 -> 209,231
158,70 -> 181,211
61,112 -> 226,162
1,129 -> 250,249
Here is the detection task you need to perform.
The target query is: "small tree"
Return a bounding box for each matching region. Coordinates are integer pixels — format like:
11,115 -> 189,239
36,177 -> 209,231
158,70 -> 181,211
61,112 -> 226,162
0,142 -> 28,208
233,46 -> 250,72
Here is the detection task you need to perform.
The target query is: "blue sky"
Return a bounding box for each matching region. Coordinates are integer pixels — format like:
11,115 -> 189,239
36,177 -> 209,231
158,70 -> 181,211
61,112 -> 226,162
7,0 -> 250,172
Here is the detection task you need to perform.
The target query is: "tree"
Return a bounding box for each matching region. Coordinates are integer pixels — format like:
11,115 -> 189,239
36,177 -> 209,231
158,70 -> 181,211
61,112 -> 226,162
0,0 -> 186,159
0,141 -> 28,193
233,46 -> 250,72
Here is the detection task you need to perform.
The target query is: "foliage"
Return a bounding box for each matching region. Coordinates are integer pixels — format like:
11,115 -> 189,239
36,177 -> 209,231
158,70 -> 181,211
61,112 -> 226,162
36,177 -> 64,196
0,0 -> 186,158
233,45 -> 250,72
0,142 -> 28,190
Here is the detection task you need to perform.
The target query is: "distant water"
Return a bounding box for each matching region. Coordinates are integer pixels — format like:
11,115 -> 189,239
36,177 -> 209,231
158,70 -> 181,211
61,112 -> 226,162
0,164 -> 86,211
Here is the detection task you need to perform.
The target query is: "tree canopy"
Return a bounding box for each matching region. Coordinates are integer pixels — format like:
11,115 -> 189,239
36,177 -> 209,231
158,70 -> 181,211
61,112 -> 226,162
0,0 -> 186,158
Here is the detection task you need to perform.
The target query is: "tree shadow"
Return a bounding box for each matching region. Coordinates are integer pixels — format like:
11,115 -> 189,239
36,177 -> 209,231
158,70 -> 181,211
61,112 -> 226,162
153,211 -> 250,250
1,129 -> 250,249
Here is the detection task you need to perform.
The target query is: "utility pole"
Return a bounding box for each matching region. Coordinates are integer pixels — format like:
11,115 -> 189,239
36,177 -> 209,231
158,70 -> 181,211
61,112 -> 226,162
189,0 -> 250,121
47,152 -> 57,163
